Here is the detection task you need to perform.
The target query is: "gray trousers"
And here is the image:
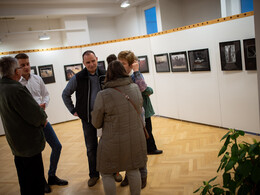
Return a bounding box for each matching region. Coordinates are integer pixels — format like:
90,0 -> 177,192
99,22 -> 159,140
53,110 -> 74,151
101,169 -> 141,195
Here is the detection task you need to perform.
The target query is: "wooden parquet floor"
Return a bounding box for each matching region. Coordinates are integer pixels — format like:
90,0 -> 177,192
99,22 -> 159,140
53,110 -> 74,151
0,116 -> 259,195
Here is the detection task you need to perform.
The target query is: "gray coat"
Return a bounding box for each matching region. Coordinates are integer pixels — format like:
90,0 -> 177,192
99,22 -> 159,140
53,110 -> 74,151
91,77 -> 147,174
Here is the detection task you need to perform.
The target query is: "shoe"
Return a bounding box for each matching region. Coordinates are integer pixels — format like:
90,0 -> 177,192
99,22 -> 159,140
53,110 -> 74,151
120,176 -> 128,187
88,177 -> 99,187
113,172 -> 123,182
147,149 -> 163,155
48,175 -> 68,186
141,177 -> 147,189
44,179 -> 52,193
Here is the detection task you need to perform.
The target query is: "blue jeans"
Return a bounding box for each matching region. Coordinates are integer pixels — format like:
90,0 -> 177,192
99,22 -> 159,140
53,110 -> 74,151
81,120 -> 99,178
43,122 -> 62,176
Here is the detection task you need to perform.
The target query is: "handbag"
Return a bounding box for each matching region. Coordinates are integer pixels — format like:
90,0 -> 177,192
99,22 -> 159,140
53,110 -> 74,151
113,87 -> 149,139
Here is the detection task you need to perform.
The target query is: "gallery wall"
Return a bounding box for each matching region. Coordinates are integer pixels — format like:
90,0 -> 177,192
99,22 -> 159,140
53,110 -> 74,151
0,13 -> 259,136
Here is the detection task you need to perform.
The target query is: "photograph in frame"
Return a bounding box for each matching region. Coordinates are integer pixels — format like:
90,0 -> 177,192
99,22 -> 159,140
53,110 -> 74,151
219,40 -> 242,71
243,38 -> 256,70
30,66 -> 37,75
154,53 -> 170,72
64,63 -> 83,81
38,64 -> 55,84
138,56 -> 149,73
169,51 -> 189,72
188,49 -> 210,71
98,61 -> 106,71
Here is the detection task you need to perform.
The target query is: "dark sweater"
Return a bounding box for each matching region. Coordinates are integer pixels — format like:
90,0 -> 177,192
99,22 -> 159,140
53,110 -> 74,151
0,77 -> 47,157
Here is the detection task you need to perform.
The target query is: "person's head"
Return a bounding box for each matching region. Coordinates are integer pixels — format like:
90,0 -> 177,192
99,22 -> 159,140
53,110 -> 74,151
82,50 -> 98,74
66,69 -> 75,80
15,53 -> 30,78
105,60 -> 129,83
118,50 -> 137,74
106,54 -> 117,65
0,56 -> 22,81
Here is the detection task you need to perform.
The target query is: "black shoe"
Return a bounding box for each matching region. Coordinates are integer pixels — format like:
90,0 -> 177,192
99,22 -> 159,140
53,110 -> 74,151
120,176 -> 129,187
141,177 -> 147,189
113,172 -> 123,182
48,175 -> 68,186
88,177 -> 99,187
147,149 -> 163,155
44,180 -> 52,193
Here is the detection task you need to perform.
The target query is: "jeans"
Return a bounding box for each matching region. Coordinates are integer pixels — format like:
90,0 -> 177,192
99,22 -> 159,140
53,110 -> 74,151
81,120 -> 99,178
15,153 -> 45,195
145,117 -> 157,152
43,122 -> 62,176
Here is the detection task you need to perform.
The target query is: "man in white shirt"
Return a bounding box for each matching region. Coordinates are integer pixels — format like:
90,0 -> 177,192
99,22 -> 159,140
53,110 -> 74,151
15,53 -> 68,193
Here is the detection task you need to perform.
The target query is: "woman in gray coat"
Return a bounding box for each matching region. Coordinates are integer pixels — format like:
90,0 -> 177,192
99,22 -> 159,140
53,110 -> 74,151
92,60 -> 147,195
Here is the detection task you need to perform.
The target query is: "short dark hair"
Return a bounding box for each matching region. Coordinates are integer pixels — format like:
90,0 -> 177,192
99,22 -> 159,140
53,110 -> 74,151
82,50 -> 96,60
15,53 -> 29,59
106,54 -> 117,65
105,60 -> 129,83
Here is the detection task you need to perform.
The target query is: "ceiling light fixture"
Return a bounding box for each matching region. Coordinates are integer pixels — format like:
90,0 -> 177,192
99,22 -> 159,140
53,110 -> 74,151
121,0 -> 130,8
39,33 -> 50,41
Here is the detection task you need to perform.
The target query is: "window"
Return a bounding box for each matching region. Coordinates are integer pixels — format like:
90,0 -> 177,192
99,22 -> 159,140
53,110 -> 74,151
144,7 -> 158,34
241,0 -> 254,13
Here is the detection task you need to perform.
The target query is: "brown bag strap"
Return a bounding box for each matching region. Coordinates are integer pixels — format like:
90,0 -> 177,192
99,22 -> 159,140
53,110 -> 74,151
113,87 -> 149,139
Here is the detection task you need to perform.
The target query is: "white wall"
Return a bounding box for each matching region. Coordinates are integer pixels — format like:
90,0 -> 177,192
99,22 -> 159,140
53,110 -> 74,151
88,17 -> 118,43
182,0 -> 221,26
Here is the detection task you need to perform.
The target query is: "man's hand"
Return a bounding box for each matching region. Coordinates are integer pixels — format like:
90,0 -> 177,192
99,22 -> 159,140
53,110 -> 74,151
132,60 -> 139,72
39,103 -> 46,110
74,112 -> 78,117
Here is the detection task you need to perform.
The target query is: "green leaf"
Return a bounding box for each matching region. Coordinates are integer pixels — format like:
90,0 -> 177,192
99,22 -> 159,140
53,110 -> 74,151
237,184 -> 252,195
225,159 -> 236,172
237,130 -> 245,136
218,145 -> 227,157
208,176 -> 217,183
237,161 -> 252,177
224,135 -> 231,147
202,185 -> 209,195
220,131 -> 231,141
249,143 -> 257,154
231,144 -> 238,158
229,180 -> 237,194
238,151 -> 246,160
193,186 -> 202,193
213,187 -> 225,195
230,132 -> 239,140
223,173 -> 231,187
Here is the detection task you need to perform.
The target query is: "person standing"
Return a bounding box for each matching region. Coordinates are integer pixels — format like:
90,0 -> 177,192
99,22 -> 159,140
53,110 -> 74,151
118,50 -> 163,188
0,56 -> 47,195
62,50 -> 106,187
15,53 -> 68,193
92,60 -> 147,195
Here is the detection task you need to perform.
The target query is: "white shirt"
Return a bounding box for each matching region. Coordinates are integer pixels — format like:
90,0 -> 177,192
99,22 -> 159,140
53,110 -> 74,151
19,73 -> 50,107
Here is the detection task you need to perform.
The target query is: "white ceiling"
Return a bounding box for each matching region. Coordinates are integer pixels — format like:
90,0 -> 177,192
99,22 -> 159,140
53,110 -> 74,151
0,0 -> 151,20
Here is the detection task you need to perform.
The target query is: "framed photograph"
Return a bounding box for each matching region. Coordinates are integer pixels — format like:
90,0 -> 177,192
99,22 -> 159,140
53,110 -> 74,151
243,38 -> 256,70
154,53 -> 170,72
219,40 -> 242,71
188,49 -> 210,71
169,51 -> 189,72
30,66 -> 37,75
138,56 -> 149,73
64,63 -> 83,81
98,61 -> 106,71
38,64 -> 55,84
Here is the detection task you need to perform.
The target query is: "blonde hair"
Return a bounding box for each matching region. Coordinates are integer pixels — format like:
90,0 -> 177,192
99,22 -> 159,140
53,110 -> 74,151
118,50 -> 137,66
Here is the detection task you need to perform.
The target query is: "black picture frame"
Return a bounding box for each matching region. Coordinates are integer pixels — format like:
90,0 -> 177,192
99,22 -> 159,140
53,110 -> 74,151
169,51 -> 189,72
243,38 -> 256,70
30,66 -> 37,75
98,61 -> 106,71
138,55 -> 149,73
64,63 -> 83,81
38,64 -> 55,84
219,40 -> 242,71
188,49 -> 211,71
154,53 -> 170,72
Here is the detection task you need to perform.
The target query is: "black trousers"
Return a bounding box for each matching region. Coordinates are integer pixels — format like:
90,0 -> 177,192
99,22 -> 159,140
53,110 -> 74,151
14,153 -> 45,195
145,117 -> 158,152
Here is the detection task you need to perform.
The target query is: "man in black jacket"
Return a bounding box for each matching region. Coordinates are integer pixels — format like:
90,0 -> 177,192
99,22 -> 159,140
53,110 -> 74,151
62,50 -> 105,187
